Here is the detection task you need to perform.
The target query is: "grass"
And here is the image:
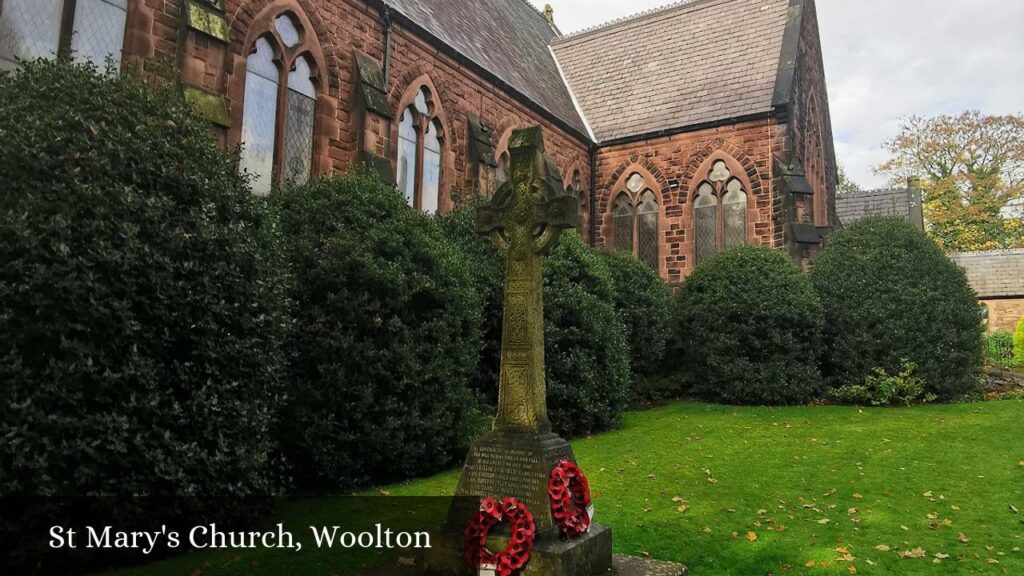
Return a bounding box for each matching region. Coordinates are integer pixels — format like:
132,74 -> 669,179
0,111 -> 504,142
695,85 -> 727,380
105,400 -> 1024,576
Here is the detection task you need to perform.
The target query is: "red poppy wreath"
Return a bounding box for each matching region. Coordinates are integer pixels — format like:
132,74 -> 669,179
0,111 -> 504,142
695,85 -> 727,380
464,496 -> 536,576
548,459 -> 593,539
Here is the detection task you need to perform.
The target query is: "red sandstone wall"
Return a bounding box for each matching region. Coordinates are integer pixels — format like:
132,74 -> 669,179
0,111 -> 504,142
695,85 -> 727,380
125,0 -> 590,215
592,119 -> 787,283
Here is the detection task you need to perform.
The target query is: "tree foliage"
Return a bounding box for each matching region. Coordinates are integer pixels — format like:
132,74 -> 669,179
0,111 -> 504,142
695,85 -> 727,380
836,163 -> 861,196
876,111 -> 1024,251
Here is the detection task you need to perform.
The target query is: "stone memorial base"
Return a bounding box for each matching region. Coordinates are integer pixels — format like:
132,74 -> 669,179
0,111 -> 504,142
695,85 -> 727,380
357,553 -> 686,576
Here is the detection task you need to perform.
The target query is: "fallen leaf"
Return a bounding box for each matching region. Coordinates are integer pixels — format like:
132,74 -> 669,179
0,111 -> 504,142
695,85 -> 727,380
988,558 -> 999,564
900,525 -> 910,531
818,518 -> 831,524
957,532 -> 970,544
676,505 -> 689,513
746,531 -> 758,542
805,560 -> 816,567
848,566 -> 857,575
848,508 -> 859,515
1010,504 -> 1019,515
852,493 -> 863,500
899,547 -> 926,559
702,527 -> 712,534
875,544 -> 891,552
933,553 -> 949,560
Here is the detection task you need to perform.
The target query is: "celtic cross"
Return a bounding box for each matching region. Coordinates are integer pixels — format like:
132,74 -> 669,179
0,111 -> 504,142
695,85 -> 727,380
477,127 -> 578,433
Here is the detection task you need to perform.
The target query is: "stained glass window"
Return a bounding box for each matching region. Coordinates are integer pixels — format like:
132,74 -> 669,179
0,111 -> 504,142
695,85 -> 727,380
237,14 -> 322,193
638,190 -> 659,271
397,108 -> 417,205
283,55 -> 316,187
709,160 -> 730,182
239,37 -> 280,196
694,182 -> 717,265
0,0 -> 126,71
396,86 -> 445,213
723,178 -> 747,249
71,0 -> 128,70
422,119 -> 442,214
612,194 -> 634,253
626,173 -> 645,193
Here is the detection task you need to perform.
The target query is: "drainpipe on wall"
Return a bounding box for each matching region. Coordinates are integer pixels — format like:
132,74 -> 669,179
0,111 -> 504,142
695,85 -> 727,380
380,4 -> 392,84
588,143 -> 597,247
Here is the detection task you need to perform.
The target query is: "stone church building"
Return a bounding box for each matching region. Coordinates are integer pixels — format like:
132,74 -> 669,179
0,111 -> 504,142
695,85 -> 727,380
0,0 -> 837,282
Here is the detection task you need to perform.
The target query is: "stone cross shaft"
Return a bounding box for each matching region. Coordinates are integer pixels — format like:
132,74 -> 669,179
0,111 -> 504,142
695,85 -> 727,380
477,127 -> 577,434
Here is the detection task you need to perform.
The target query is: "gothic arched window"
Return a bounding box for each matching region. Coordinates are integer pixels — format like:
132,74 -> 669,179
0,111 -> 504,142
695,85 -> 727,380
692,159 -> 748,266
239,13 -> 319,195
396,86 -> 445,214
611,172 -> 661,272
0,0 -> 128,71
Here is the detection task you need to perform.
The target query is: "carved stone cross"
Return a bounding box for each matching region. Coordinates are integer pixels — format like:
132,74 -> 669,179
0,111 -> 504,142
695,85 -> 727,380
477,127 -> 578,434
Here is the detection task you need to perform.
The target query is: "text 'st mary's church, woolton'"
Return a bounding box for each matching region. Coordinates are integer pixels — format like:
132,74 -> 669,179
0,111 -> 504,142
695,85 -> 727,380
0,0 -> 837,280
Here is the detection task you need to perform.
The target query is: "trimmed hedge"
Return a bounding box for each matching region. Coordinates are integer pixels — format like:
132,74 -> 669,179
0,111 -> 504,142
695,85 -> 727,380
598,249 -> 672,383
440,210 -> 631,437
438,204 -> 505,405
669,246 -> 824,405
544,233 -> 632,436
810,216 -> 984,400
274,174 -> 482,491
0,60 -> 284,569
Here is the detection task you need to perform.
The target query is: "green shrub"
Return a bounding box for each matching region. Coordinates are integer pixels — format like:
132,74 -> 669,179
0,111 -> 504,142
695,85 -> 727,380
669,246 -> 824,405
274,173 -> 482,491
597,249 -> 672,384
0,60 -> 284,569
1015,317 -> 1024,365
985,331 -> 1016,368
830,359 -> 934,406
438,203 -> 505,405
810,217 -> 984,400
544,233 -> 632,435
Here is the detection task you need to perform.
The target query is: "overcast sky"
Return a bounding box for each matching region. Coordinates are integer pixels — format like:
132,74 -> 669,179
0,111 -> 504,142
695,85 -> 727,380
541,0 -> 1024,189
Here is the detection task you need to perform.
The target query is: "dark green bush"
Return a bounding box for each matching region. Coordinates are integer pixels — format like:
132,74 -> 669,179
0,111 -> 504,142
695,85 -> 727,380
597,249 -> 672,384
669,246 -> 824,405
985,331 -> 1016,368
438,203 -> 505,405
274,173 -> 482,491
0,60 -> 284,568
544,233 -> 632,435
810,217 -> 984,400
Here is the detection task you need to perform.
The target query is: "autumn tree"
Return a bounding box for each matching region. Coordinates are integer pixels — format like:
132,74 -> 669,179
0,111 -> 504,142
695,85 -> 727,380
876,111 -> 1024,251
836,163 -> 861,196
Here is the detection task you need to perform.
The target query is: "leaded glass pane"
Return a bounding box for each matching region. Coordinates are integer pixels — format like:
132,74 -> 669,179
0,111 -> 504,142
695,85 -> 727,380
239,38 -> 280,196
397,108 -> 417,206
612,195 -> 634,253
709,160 -> 730,182
71,0 -> 128,70
281,56 -> 316,187
694,183 -> 717,265
274,14 -> 301,48
413,88 -> 429,115
626,172 -> 645,193
723,179 -> 747,249
422,119 -> 442,214
638,190 -> 659,271
0,0 -> 63,70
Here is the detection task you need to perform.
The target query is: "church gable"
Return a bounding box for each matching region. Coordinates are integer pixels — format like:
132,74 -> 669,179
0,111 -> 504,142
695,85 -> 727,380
550,0 -> 792,143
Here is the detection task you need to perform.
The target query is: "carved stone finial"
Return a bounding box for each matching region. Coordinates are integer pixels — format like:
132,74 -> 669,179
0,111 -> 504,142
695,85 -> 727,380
543,4 -> 555,24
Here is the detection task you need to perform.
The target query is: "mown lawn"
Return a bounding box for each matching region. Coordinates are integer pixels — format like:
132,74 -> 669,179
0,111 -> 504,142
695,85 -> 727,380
105,400 -> 1024,576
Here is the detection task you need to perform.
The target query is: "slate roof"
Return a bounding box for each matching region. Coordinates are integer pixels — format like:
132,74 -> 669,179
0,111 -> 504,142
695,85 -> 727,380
949,250 -> 1024,299
385,0 -> 587,135
836,188 -> 915,226
550,0 -> 791,142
